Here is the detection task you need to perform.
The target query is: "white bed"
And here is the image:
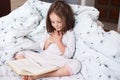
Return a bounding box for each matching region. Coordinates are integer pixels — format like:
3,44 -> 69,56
0,0 -> 120,80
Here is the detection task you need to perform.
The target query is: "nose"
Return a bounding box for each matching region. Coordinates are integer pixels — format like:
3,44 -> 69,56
55,23 -> 58,27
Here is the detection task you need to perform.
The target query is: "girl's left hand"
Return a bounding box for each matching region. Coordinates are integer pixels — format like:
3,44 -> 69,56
51,31 -> 63,43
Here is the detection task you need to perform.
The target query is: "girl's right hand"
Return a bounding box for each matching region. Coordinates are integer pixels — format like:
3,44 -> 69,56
46,36 -> 54,45
44,36 -> 54,50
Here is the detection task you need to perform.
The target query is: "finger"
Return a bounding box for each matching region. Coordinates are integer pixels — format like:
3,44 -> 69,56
28,76 -> 33,80
50,33 -> 54,36
22,76 -> 28,80
57,31 -> 60,35
59,32 -> 63,37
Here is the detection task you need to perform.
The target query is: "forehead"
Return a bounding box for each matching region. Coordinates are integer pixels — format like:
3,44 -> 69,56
49,12 -> 61,21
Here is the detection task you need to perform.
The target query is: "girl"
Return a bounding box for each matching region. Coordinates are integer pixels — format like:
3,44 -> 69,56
14,0 -> 81,80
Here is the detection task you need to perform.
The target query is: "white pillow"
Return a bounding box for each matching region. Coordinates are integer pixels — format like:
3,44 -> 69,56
8,0 -> 42,37
71,4 -> 99,21
74,13 -> 99,36
80,29 -> 120,58
28,0 -> 51,18
28,17 -> 46,42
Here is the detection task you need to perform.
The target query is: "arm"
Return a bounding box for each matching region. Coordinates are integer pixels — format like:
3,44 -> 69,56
52,30 -> 75,58
43,36 -> 54,50
51,31 -> 65,54
40,32 -> 55,50
55,39 -> 65,54
63,31 -> 76,58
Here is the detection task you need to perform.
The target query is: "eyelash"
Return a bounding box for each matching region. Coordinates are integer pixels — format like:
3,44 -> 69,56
51,21 -> 61,23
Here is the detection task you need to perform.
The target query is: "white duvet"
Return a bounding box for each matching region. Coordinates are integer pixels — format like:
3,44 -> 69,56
0,0 -> 120,80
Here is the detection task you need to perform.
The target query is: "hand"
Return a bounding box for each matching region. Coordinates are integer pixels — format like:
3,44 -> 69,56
51,31 -> 65,54
22,76 -> 28,80
51,31 -> 63,43
22,76 -> 36,80
46,36 -> 54,45
44,36 -> 54,50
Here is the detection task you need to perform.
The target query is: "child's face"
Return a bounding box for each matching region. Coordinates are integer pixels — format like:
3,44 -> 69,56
49,12 -> 62,31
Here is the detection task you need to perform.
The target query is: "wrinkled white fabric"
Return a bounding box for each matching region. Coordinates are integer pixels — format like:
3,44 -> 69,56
0,0 -> 120,80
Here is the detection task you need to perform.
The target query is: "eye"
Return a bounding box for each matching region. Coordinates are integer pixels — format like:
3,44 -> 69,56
51,21 -> 55,24
57,21 -> 62,23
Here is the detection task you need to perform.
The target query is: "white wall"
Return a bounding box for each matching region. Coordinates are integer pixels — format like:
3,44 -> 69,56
81,0 -> 95,6
11,0 -> 27,11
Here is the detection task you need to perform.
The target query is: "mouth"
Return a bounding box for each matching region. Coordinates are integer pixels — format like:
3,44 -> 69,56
56,28 -> 60,31
56,27 -> 60,30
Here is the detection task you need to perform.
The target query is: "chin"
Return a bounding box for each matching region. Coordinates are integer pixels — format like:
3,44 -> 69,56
56,29 -> 61,31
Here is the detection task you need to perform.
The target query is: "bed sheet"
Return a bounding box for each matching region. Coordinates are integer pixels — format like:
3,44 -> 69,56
0,0 -> 120,80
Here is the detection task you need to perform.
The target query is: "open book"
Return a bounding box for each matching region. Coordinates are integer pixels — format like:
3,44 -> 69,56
6,59 -> 59,76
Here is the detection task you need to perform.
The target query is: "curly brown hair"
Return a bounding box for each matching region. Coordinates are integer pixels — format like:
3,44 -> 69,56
46,0 -> 75,34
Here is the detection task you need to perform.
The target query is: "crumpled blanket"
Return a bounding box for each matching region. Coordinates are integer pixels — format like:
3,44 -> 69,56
0,0 -> 120,80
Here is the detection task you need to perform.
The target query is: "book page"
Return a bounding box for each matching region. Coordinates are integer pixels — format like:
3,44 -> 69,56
7,59 -> 40,75
7,59 -> 59,76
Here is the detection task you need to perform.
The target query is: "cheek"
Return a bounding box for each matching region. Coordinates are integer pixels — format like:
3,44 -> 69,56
51,23 -> 55,27
59,24 -> 62,28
